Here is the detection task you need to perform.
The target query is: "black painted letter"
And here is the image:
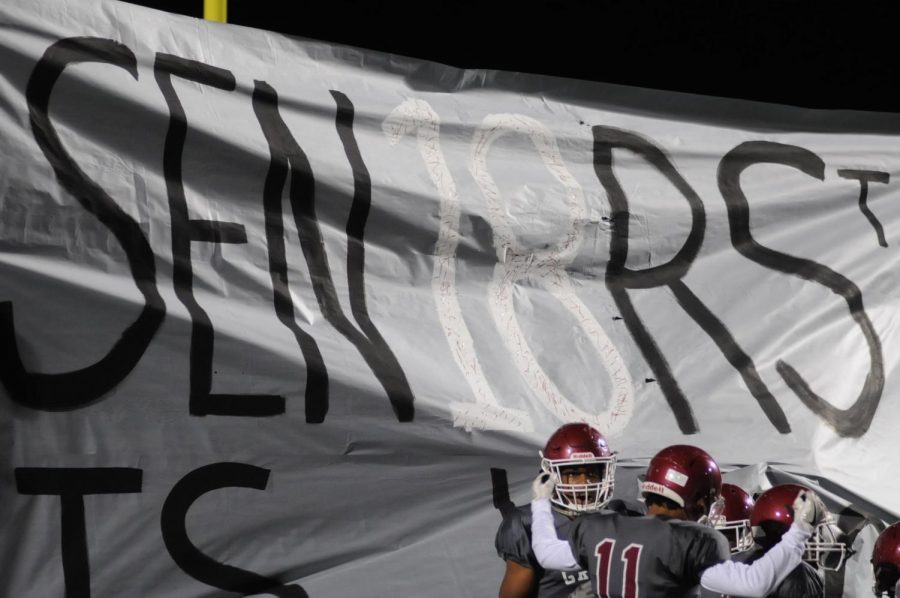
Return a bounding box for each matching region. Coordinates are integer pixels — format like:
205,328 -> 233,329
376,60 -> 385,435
161,462 -> 307,597
154,54 -> 284,417
837,169 -> 890,248
594,126 -> 790,434
0,37 -> 165,410
718,141 -> 884,437
252,82 -> 414,422
16,467 -> 143,598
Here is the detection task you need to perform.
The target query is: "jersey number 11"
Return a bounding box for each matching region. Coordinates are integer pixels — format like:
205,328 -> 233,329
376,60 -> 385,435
595,539 -> 644,598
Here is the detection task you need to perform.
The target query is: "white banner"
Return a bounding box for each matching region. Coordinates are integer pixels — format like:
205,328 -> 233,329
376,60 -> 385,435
1,0 -> 898,596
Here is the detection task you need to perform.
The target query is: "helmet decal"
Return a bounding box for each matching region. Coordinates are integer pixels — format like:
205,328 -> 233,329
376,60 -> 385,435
570,451 -> 596,459
665,469 -> 689,487
639,445 -> 721,522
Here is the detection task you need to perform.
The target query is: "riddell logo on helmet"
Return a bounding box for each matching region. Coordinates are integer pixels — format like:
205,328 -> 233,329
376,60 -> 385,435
641,482 -> 668,495
665,469 -> 689,487
570,452 -> 594,459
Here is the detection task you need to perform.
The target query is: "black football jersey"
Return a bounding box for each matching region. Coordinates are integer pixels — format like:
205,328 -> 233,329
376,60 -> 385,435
768,562 -> 823,598
723,546 -> 822,598
495,505 -> 593,598
569,512 -> 730,597
698,544 -> 824,598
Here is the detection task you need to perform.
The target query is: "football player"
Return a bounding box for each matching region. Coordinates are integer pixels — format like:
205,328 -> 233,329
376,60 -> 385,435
700,483 -> 756,598
712,483 -> 755,555
495,423 -> 617,597
741,483 -> 834,597
872,521 -> 900,596
530,444 -> 828,597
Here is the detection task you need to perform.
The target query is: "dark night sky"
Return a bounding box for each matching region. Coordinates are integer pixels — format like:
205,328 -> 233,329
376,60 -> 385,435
121,0 -> 900,113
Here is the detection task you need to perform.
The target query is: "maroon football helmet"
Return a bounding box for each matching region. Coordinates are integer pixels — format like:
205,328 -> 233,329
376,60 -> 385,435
873,522 -> 900,596
540,423 -> 616,515
711,483 -> 754,553
750,483 -> 848,571
639,444 -> 722,522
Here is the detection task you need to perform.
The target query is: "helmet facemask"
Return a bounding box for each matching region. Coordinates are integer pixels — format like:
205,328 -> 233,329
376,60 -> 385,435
753,518 -> 848,570
540,451 -> 616,515
711,510 -> 754,554
709,484 -> 754,553
804,519 -> 849,571
697,494 -> 725,527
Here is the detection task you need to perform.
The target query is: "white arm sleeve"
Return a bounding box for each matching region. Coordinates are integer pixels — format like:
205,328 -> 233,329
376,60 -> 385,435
700,524 -> 811,597
529,498 -> 579,571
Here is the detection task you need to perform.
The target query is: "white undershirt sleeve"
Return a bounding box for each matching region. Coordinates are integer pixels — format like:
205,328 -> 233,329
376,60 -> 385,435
529,498 -> 580,571
700,524 -> 811,597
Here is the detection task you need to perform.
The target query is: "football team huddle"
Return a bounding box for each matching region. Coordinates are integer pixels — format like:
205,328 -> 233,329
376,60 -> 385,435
495,423 -> 900,598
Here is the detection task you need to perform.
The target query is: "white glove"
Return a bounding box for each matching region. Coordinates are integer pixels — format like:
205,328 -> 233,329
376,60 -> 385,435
792,489 -> 826,533
532,473 -> 556,501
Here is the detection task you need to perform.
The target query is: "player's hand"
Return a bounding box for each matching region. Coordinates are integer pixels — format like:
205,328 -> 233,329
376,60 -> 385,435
532,473 -> 556,501
792,489 -> 826,533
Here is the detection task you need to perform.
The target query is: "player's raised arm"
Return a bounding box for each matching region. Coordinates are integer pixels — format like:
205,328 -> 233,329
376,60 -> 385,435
529,473 -> 580,571
699,490 -> 827,597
